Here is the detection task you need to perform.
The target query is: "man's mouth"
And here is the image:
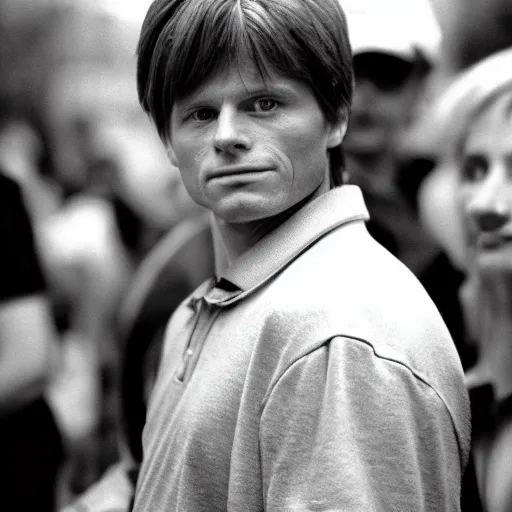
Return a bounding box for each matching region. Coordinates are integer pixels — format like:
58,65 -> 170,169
207,166 -> 273,181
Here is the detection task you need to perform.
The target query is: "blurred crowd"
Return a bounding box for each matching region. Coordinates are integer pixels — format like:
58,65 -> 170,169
2,0 -> 512,510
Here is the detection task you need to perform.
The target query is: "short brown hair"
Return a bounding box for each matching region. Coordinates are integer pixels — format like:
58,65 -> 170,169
137,0 -> 353,183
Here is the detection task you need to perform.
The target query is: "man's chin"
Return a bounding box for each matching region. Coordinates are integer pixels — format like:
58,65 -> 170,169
212,204 -> 273,226
208,190 -> 283,224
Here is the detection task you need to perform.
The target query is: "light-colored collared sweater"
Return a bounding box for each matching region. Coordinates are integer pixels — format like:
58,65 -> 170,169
133,185 -> 471,511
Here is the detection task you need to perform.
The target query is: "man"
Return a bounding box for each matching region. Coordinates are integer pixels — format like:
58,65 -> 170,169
130,0 -> 470,510
342,0 -> 439,274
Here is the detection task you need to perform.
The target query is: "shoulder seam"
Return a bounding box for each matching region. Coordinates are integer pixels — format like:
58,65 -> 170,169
261,334 -> 468,468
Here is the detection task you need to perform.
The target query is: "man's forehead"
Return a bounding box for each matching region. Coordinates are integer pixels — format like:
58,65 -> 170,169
177,59 -> 298,101
215,59 -> 270,84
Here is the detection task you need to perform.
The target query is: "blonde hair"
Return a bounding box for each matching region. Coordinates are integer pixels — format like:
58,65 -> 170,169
418,48 -> 512,269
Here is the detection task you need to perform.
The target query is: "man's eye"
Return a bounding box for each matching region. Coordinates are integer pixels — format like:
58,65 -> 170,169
191,109 -> 215,122
462,156 -> 488,182
254,98 -> 278,112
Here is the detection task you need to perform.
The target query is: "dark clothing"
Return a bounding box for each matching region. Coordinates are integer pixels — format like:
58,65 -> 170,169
1,397 -> 63,510
461,385 -> 512,511
0,172 -> 46,301
0,171 -> 63,511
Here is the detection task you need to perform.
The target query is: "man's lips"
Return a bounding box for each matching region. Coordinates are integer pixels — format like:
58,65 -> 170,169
206,166 -> 273,181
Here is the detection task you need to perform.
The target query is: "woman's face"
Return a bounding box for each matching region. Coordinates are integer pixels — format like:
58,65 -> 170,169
458,92 -> 512,275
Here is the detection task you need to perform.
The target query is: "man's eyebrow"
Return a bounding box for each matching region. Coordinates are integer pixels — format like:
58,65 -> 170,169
178,82 -> 298,104
243,83 -> 297,96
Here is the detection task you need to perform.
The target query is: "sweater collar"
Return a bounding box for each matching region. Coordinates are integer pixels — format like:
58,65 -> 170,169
190,185 -> 369,308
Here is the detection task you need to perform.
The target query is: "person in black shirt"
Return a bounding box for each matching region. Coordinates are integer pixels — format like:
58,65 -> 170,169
0,170 -> 63,510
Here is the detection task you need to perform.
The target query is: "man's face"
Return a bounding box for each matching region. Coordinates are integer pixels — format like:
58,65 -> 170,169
458,94 -> 512,275
344,52 -> 420,156
166,60 -> 344,224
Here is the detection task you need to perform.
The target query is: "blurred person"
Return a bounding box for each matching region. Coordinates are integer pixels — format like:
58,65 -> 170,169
458,81 -> 512,512
52,88 -> 208,509
45,65 -> 203,258
43,84 -> 204,501
418,48 -> 512,274
33,112 -> 134,498
112,0 -> 469,510
59,120 -> 210,512
343,0 -> 474,369
0,168 -> 63,510
39,76 -> 190,497
42,187 -> 134,498
0,106 -> 62,222
417,47 -> 512,511
62,211 -> 213,512
0,103 -> 119,502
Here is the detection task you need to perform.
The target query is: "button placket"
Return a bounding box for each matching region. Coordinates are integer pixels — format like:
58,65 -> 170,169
175,298 -> 219,384
175,298 -> 204,383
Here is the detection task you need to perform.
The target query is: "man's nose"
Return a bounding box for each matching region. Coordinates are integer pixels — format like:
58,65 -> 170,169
213,107 -> 251,155
467,175 -> 510,233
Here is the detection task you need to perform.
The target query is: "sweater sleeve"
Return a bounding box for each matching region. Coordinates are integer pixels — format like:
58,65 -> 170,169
260,336 -> 463,512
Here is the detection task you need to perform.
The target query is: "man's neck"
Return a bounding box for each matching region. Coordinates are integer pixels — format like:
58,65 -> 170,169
213,181 -> 330,270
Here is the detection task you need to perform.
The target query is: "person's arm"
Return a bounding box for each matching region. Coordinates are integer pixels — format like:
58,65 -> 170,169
60,460 -> 136,512
0,294 -> 58,414
0,173 -> 58,415
260,336 -> 464,511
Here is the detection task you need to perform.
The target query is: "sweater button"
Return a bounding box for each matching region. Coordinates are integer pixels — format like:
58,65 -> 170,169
175,348 -> 194,382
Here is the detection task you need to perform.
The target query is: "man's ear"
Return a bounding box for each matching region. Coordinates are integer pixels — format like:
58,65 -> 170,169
327,110 -> 349,149
165,143 -> 179,167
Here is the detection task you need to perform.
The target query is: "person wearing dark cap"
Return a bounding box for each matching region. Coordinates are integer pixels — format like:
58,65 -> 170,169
343,0 -> 475,370
0,169 -> 63,511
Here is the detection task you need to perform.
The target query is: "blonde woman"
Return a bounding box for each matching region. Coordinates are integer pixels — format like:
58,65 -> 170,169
419,48 -> 512,512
